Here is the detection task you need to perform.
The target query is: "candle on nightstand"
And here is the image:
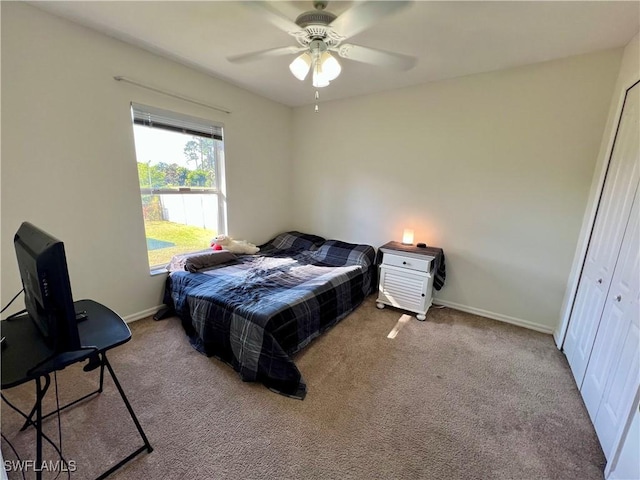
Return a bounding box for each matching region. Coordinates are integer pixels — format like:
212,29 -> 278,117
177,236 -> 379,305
401,229 -> 414,245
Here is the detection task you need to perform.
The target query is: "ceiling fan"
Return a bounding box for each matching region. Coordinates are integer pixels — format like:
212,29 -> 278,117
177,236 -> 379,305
228,1 -> 417,89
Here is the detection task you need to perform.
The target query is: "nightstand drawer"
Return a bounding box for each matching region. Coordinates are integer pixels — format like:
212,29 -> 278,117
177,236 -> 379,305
382,252 -> 431,272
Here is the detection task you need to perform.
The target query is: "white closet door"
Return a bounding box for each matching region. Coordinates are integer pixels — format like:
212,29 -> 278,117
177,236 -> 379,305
581,188 -> 639,457
564,83 -> 640,386
596,320 -> 639,460
607,408 -> 640,480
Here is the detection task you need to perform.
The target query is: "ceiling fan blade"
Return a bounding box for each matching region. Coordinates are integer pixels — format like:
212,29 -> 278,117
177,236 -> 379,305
241,1 -> 303,35
227,46 -> 304,64
329,1 -> 411,39
336,44 -> 416,71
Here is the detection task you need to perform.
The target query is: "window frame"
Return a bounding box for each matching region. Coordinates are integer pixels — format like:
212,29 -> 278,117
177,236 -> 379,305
130,103 -> 227,273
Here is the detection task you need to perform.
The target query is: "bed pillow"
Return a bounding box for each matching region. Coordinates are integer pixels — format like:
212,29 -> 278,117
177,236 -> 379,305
259,231 -> 326,253
311,240 -> 376,269
167,250 -> 237,273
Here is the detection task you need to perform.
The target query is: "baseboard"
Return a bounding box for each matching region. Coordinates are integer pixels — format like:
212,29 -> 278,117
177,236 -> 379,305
432,299 -> 555,334
122,305 -> 166,323
126,301 -> 554,333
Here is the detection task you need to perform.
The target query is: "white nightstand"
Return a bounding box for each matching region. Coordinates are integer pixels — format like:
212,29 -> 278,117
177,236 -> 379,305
376,241 -> 438,321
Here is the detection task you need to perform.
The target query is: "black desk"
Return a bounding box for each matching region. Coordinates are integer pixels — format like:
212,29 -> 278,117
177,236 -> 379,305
1,299 -> 153,479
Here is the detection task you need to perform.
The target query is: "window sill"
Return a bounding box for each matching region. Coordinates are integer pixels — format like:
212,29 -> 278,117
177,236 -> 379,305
150,267 -> 169,277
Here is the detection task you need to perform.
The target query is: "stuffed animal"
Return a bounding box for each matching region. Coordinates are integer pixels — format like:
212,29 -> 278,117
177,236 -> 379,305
211,234 -> 260,255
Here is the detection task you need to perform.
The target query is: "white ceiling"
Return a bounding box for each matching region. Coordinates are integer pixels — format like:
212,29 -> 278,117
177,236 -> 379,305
31,1 -> 640,107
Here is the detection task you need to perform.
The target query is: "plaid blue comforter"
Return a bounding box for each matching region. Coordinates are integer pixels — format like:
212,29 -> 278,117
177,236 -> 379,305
167,232 -> 376,399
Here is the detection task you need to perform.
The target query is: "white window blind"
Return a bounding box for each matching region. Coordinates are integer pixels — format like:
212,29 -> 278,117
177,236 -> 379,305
131,103 -> 223,140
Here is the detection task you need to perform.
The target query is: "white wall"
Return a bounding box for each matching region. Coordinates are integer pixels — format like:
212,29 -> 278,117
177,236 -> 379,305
556,32 -> 640,344
291,50 -> 622,332
1,3 -> 293,320
1,2 -> 629,333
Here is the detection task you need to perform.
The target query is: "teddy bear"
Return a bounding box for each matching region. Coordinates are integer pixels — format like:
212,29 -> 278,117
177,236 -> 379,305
210,234 -> 260,255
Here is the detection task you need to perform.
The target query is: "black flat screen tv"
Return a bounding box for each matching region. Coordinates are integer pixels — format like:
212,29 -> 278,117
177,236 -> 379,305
14,222 -> 81,354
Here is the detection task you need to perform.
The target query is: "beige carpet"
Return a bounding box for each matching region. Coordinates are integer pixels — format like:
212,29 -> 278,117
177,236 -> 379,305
1,296 -> 605,479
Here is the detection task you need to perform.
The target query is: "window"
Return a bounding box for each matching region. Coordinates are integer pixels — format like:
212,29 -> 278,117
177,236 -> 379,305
130,103 -> 227,272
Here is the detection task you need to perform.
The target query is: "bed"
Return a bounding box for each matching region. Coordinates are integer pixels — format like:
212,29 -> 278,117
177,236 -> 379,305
164,231 -> 377,399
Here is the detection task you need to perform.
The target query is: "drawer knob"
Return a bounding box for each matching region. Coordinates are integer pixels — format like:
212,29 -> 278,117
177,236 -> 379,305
597,278 -> 603,284
421,293 -> 425,297
402,261 -> 407,265
615,295 -> 622,302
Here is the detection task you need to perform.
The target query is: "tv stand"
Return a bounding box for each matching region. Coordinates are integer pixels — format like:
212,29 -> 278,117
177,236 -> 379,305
1,299 -> 153,480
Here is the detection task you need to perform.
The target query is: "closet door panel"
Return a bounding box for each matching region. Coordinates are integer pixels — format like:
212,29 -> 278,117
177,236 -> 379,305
564,83 -> 639,386
595,317 -> 639,458
565,274 -> 609,384
581,189 -> 639,435
580,293 -> 628,420
590,191 -> 639,458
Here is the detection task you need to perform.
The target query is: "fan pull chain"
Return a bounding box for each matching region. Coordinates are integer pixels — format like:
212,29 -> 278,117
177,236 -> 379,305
314,90 -> 319,113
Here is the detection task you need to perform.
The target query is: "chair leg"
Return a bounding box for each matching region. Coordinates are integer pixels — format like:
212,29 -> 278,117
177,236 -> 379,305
99,355 -> 106,392
102,353 -> 153,453
35,375 -> 47,480
19,374 -> 51,431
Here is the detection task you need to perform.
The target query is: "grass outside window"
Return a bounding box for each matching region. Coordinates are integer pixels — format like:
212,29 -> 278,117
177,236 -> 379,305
145,220 -> 216,268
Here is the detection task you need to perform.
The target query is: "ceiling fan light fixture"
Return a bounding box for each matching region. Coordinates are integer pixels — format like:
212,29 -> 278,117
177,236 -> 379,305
312,61 -> 330,88
319,52 -> 341,81
312,71 -> 330,88
289,52 -> 312,81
